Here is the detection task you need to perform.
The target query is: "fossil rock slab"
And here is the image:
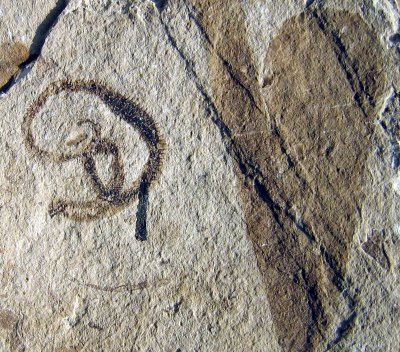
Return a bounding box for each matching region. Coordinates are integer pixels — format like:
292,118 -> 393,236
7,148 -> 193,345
0,2 -> 277,351
0,0 -> 399,351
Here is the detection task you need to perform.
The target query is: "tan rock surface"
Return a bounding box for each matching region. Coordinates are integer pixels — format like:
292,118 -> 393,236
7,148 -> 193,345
0,0 -> 399,351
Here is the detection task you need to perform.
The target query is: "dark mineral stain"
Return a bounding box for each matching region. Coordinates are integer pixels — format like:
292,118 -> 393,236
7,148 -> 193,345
135,180 -> 150,241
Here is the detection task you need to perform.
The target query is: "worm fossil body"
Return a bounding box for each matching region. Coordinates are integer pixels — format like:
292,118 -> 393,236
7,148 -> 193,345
22,80 -> 165,240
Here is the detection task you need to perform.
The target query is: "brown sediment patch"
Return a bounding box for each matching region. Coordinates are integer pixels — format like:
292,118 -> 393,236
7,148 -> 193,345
0,308 -> 24,351
0,42 -> 29,89
189,3 -> 385,351
0,308 -> 18,330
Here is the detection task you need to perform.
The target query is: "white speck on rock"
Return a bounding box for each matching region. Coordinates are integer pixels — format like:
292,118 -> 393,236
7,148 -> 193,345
393,224 -> 400,238
392,175 -> 400,194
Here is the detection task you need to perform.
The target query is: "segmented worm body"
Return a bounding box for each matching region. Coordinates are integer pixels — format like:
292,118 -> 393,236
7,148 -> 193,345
23,80 -> 165,240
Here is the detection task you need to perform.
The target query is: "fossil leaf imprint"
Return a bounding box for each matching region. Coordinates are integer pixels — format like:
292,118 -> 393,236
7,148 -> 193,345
189,3 -> 386,351
22,81 -> 164,240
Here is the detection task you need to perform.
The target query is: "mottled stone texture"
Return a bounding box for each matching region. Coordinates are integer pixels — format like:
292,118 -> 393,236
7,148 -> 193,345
0,0 -> 399,351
